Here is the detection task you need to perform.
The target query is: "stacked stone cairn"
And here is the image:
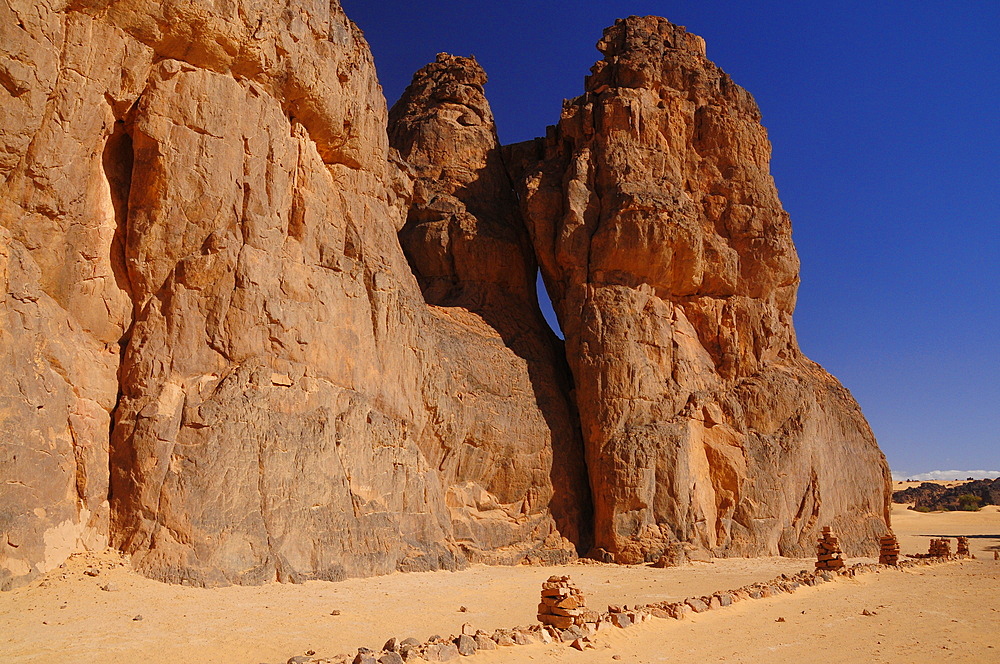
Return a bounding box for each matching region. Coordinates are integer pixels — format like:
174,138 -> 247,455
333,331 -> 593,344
815,526 -> 845,571
928,538 -> 951,557
878,533 -> 900,566
956,536 -> 971,557
538,576 -> 588,629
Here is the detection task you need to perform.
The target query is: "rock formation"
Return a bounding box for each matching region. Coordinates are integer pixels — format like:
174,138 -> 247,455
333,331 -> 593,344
1,0 -> 584,589
1,3 -> 890,590
508,16 -> 890,562
386,53 -> 591,552
893,478 -> 999,511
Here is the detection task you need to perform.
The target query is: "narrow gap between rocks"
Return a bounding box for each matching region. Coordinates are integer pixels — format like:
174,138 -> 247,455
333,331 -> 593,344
535,268 -> 564,340
101,117 -> 136,505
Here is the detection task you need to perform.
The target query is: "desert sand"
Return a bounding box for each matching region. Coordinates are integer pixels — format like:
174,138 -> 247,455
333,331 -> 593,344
2,503 -> 998,664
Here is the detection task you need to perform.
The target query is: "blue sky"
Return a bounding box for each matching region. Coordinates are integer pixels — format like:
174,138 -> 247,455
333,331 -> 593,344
341,1 -> 999,479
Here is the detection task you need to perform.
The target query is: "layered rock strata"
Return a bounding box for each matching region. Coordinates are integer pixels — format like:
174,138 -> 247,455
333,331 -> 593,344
508,16 -> 890,562
1,4 -> 891,589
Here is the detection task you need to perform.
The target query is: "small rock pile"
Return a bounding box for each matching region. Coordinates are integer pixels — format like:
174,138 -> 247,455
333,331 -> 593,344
878,533 -> 900,565
815,527 -> 845,571
928,538 -> 951,557
537,576 -> 588,629
956,537 -> 970,557
651,542 -> 688,568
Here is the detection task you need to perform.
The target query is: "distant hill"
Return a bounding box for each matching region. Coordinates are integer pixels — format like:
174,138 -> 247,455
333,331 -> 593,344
893,478 -> 1000,511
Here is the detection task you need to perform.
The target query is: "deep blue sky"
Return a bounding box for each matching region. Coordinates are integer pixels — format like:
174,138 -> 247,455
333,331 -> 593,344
342,1 -> 999,479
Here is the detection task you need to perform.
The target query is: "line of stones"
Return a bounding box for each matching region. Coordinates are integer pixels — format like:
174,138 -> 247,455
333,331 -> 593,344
285,554 -> 967,664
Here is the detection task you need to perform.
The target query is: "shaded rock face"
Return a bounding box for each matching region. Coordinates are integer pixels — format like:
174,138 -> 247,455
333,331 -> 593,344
387,54 -> 592,551
508,16 -> 890,562
1,5 -> 889,589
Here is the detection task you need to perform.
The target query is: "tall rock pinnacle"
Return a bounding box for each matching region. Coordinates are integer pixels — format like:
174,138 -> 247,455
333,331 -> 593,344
508,16 -> 891,562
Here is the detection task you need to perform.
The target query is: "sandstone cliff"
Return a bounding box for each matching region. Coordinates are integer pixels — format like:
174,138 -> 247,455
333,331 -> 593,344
1,3 -> 890,590
508,17 -> 890,562
1,0 -> 585,589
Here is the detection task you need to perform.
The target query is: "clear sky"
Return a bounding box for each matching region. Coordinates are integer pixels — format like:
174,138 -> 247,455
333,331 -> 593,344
341,0 -> 999,479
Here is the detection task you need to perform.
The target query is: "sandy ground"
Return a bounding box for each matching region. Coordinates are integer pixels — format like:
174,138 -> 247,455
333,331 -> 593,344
2,504 -> 998,664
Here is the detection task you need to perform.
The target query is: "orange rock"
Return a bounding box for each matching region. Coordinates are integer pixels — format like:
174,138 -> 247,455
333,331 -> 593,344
509,16 -> 890,563
0,6 -> 891,589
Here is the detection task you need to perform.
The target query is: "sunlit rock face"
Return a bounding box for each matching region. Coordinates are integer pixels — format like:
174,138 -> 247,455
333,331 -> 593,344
507,16 -> 890,562
1,4 -> 888,590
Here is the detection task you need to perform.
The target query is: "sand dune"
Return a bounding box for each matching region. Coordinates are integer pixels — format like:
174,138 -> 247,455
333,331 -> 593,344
2,504 -> 997,663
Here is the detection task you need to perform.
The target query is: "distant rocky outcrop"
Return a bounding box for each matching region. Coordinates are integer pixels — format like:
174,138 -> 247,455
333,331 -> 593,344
894,479 -> 1000,511
1,2 -> 889,590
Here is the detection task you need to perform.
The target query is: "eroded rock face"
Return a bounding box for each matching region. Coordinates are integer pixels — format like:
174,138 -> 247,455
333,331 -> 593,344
509,16 -> 891,561
388,54 -> 591,552
2,0 -> 585,588
2,6 -> 890,588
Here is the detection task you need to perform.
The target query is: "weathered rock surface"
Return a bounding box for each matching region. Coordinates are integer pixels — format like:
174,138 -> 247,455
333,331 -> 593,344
508,16 -> 891,561
2,5 -> 890,589
2,0 -> 583,589
387,53 -> 591,554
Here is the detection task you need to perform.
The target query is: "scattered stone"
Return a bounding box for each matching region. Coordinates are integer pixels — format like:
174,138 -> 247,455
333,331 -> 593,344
455,634 -> 477,656
685,598 -> 709,613
458,606 -> 468,613
436,644 -> 459,661
378,653 -> 403,664
775,617 -> 785,623
101,582 -> 119,592
132,615 -> 143,621
861,609 -> 877,616
84,568 -> 100,577
493,631 -> 515,647
610,612 -> 632,628
330,610 -> 342,616
382,638 -> 399,653
512,631 -> 534,645
474,635 -> 496,651
351,648 -> 375,664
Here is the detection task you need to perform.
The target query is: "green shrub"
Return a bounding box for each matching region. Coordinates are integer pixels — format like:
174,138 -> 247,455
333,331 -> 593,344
957,494 -> 982,511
